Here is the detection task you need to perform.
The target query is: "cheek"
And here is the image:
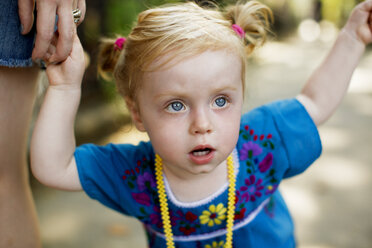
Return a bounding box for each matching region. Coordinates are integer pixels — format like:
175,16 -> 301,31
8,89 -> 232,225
219,107 -> 242,144
145,120 -> 186,154
223,117 -> 240,141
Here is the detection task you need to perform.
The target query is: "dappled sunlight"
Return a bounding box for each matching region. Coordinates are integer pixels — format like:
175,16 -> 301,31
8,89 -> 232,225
255,41 -> 307,68
313,156 -> 369,188
298,19 -> 321,42
280,184 -> 320,221
349,67 -> 372,94
298,19 -> 338,43
318,127 -> 352,151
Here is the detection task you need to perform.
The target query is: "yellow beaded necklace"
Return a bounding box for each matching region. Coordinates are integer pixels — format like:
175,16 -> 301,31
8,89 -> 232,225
154,154 -> 236,248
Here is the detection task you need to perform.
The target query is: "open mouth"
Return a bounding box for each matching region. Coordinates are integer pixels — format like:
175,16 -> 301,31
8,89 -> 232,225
191,147 -> 213,156
189,145 -> 215,165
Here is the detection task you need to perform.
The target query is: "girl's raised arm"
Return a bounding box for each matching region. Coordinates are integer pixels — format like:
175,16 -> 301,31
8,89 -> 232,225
30,34 -> 85,191
297,0 -> 372,126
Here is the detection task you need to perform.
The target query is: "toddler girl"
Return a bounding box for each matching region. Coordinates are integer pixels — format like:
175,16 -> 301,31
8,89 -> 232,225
31,0 -> 372,247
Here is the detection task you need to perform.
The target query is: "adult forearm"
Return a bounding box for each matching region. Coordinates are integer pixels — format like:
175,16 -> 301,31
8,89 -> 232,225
30,86 -> 81,187
298,29 -> 365,125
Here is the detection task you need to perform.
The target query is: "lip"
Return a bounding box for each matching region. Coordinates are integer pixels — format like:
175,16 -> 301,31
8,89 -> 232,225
188,145 -> 216,165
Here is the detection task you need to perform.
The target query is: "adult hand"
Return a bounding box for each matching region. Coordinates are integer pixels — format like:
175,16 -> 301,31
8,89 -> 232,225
18,0 -> 86,63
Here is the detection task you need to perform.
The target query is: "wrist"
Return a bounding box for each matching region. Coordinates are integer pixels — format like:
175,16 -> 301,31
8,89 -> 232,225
48,84 -> 82,92
336,28 -> 366,62
47,85 -> 82,103
339,28 -> 366,52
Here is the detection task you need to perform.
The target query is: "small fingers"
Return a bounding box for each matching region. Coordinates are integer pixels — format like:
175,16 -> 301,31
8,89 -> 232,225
45,38 -> 57,61
359,0 -> 372,12
18,0 -> 35,34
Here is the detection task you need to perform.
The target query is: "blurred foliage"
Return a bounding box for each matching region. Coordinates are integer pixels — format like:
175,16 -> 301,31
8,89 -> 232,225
104,0 -> 182,36
321,0 -> 363,26
79,0 -> 362,104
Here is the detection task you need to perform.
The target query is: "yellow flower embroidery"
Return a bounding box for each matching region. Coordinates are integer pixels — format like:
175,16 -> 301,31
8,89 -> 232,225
199,203 -> 227,227
204,240 -> 225,248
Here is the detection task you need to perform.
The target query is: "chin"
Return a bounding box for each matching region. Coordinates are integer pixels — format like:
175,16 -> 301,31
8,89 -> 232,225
190,164 -> 218,175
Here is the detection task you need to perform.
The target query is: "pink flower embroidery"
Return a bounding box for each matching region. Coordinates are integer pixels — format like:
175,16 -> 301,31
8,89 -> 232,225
259,152 -> 273,172
132,192 -> 151,206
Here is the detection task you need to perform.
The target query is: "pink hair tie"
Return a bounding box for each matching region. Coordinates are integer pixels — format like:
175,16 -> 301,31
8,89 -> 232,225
114,37 -> 127,51
232,24 -> 245,39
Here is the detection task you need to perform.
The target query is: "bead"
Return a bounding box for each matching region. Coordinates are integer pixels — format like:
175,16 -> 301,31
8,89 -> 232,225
155,154 -> 236,248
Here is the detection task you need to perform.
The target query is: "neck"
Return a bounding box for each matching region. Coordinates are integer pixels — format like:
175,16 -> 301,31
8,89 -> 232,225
162,160 -> 228,203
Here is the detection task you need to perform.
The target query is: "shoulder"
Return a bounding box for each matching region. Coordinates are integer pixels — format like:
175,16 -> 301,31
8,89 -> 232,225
74,141 -> 156,186
238,98 -> 322,178
74,141 -> 156,215
75,141 -> 154,163
241,98 -> 309,124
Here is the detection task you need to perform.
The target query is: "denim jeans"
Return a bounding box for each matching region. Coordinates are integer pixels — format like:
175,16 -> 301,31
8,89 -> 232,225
0,0 -> 35,67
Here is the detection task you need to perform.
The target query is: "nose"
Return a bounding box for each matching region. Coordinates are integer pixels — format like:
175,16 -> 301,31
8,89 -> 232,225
189,108 -> 213,135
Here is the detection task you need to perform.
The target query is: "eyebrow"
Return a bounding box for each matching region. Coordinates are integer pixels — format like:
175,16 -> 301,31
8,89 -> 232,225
153,84 -> 239,100
212,85 -> 239,93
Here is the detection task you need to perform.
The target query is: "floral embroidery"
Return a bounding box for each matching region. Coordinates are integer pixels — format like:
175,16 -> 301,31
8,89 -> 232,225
239,175 -> 264,202
259,152 -> 273,172
232,125 -> 279,221
122,157 -> 164,226
239,141 -> 262,160
132,192 -> 151,206
199,203 -> 227,227
171,210 -> 200,235
240,125 -> 274,149
234,207 -> 246,220
204,240 -> 225,248
137,172 -> 156,191
265,184 -> 278,195
179,226 -> 196,235
149,209 -> 162,228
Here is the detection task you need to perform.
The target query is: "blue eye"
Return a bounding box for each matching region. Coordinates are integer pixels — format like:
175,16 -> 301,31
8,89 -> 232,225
166,101 -> 185,112
214,97 -> 227,107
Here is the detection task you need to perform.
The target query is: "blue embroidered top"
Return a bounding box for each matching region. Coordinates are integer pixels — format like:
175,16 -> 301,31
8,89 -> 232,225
75,98 -> 322,248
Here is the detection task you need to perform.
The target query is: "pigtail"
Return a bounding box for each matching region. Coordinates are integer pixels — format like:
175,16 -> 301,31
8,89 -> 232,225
97,37 -> 124,81
224,1 -> 274,55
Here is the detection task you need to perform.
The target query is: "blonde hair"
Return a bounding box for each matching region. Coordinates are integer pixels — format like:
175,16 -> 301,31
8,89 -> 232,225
98,0 -> 273,102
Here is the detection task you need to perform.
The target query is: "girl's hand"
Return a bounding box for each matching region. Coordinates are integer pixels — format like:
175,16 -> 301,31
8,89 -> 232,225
45,34 -> 85,90
344,0 -> 372,45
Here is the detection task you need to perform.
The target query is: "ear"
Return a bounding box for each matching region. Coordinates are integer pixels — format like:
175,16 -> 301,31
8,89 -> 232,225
125,98 -> 146,132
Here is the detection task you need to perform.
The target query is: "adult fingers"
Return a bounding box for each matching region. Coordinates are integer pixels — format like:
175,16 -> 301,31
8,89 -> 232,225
32,0 -> 56,60
48,1 -> 75,63
18,0 -> 35,35
76,0 -> 86,25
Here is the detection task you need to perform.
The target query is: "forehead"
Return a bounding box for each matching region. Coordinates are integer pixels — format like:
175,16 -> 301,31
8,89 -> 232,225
141,50 -> 243,93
